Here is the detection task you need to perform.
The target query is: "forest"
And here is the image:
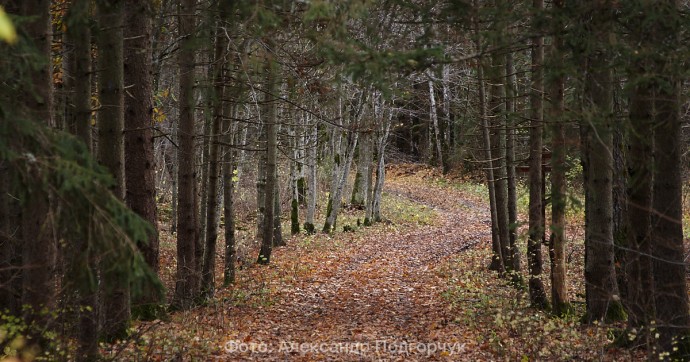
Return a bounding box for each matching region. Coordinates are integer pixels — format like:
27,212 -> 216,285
0,0 -> 689,361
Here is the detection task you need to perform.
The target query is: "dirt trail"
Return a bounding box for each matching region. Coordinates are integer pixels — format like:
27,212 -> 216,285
213,166 -> 495,361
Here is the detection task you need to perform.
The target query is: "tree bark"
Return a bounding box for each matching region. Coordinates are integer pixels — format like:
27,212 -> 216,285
65,0 -> 98,357
200,11 -> 228,298
124,0 -> 162,315
427,72 -> 443,168
488,48 -> 512,274
477,54 -> 504,274
650,1 -> 689,351
581,0 -> 622,323
527,0 -> 548,309
96,0 -> 130,340
305,114 -> 317,233
504,44 -> 520,272
173,0 -> 200,310
258,43 -> 277,264
548,0 -> 569,316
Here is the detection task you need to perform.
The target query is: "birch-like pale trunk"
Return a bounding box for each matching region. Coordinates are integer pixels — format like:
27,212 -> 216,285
427,73 -> 443,168
305,114 -> 318,233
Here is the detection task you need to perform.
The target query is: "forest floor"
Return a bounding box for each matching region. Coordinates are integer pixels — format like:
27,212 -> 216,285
105,163 -> 648,361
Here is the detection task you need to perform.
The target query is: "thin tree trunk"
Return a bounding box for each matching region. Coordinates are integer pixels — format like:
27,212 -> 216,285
200,13 -> 228,298
527,0 -> 548,309
504,45 -> 520,272
258,43 -> 277,264
305,115 -> 317,233
256,126 -> 267,241
477,55 -> 504,274
173,0 -> 199,310
548,0 -> 569,316
611,80 -> 628,306
324,131 -> 358,232
290,122 -> 301,234
489,49 -> 512,273
371,106 -> 392,223
222,110 -> 236,285
273,177 -> 284,246
428,73 -> 443,168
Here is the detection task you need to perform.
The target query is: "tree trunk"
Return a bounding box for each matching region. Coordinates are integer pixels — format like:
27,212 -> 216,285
222,114 -> 236,285
200,13 -> 228,298
17,1 -> 56,348
371,101 -> 392,223
290,122 -> 301,234
65,0 -> 98,357
258,43 -> 277,264
548,0 -> 569,316
323,130 -> 358,233
477,54 -> 504,274
273,177 -> 284,246
96,0 -> 131,340
173,0 -> 199,310
527,0 -> 548,309
304,115 -> 317,233
427,72 -> 443,168
124,0 -> 162,316
582,1 -> 622,323
324,89 -> 366,232
488,48 -> 512,274
611,81 -> 628,307
650,2 -> 689,351
256,125 -> 267,241
504,45 -> 520,272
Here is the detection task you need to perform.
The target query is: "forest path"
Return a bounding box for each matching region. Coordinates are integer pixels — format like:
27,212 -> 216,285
207,164 -> 495,361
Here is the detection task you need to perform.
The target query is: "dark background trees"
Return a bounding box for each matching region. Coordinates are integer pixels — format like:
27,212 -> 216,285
0,0 -> 688,360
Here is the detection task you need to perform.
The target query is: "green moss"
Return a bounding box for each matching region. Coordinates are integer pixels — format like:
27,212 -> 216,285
350,172 -> 362,205
291,199 -> 300,235
322,221 -> 332,233
303,222 -> 315,234
131,303 -> 169,322
325,197 -> 333,219
604,301 -> 627,323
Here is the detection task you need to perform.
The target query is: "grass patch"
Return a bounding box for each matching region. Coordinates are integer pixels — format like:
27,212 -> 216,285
442,245 -> 638,361
380,192 -> 437,226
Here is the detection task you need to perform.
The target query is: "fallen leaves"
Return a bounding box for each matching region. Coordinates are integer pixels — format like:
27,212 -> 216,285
102,163 -> 646,361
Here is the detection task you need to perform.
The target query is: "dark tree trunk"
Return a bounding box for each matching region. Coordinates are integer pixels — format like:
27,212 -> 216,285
580,0 -> 623,324
96,0 -> 131,341
488,47 -> 512,273
527,0 -> 548,309
478,61 -> 503,274
650,2 -> 689,351
258,43 -> 277,264
173,0 -> 200,310
200,13 -> 228,299
611,83 -> 628,306
548,0 -> 569,316
64,0 -> 98,358
222,109 -> 236,286
124,0 -> 163,316
18,0 -> 57,326
504,45 -> 520,272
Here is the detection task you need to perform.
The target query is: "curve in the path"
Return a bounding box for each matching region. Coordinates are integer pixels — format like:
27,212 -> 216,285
216,179 -> 494,361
